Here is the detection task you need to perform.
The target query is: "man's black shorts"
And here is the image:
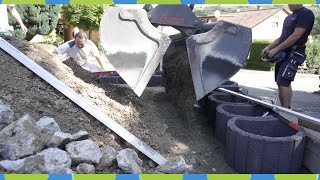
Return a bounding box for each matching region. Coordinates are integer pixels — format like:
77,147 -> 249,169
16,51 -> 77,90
274,52 -> 305,87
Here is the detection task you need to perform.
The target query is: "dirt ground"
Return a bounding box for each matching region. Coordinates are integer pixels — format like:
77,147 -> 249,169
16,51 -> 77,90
0,36 -> 234,174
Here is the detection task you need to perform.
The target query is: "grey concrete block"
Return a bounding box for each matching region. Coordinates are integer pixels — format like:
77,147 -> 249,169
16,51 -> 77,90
225,115 -> 306,173
207,92 -> 249,128
221,80 -> 238,87
302,133 -> 320,173
202,81 -> 240,113
303,148 -> 320,173
214,80 -> 239,92
298,118 -> 320,133
215,104 -> 270,145
245,138 -> 264,173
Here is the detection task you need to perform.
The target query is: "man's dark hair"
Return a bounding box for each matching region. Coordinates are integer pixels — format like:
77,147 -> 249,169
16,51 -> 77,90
74,32 -> 88,40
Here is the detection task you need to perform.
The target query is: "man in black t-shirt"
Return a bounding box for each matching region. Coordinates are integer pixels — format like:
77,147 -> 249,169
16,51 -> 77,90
261,4 -> 314,108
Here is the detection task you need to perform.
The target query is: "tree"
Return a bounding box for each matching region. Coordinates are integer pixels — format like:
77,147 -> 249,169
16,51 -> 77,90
61,5 -> 107,38
313,15 -> 320,36
307,5 -> 320,36
306,38 -> 320,73
9,5 -> 60,40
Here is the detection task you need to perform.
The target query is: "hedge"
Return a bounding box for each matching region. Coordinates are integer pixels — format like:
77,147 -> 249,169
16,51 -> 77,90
245,40 -> 274,71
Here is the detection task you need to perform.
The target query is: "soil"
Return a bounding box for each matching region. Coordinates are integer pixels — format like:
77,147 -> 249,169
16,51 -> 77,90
162,38 -> 197,123
0,36 -> 234,173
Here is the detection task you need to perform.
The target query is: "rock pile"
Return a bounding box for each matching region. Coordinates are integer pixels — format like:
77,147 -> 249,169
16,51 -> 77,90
0,99 -> 192,174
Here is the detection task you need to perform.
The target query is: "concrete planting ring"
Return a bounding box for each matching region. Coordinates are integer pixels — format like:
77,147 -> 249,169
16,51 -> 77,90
220,80 -> 238,89
200,80 -> 240,111
225,115 -> 306,173
215,103 -> 271,145
207,92 -> 250,127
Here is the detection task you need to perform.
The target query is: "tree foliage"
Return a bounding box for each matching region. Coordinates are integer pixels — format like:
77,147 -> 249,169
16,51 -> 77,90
9,5 -> 60,40
309,5 -> 320,36
306,38 -> 320,73
61,4 -> 106,31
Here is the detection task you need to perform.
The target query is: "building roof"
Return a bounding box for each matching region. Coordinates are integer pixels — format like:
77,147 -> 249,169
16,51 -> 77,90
217,8 -> 289,28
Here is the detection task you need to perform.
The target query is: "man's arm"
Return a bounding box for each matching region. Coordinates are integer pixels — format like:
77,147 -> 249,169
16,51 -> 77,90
267,38 -> 280,50
267,28 -> 306,58
8,5 -> 27,33
95,55 -> 107,71
261,38 -> 279,57
268,9 -> 314,58
55,41 -> 72,55
90,41 -> 108,71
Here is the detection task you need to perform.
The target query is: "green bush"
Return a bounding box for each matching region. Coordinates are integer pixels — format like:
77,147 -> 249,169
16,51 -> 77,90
245,40 -> 274,71
305,38 -> 320,73
61,5 -> 106,31
9,5 -> 60,40
53,34 -> 64,47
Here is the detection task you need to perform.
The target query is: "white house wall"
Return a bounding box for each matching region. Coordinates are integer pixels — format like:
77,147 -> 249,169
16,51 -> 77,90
252,11 -> 288,41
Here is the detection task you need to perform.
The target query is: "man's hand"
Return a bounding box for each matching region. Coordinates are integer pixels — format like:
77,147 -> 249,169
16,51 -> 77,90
261,38 -> 280,58
8,6 -> 27,34
267,48 -> 279,59
21,24 -> 27,34
95,55 -> 107,71
261,46 -> 270,57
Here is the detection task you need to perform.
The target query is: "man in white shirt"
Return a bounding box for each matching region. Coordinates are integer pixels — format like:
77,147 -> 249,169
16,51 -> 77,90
55,32 -> 112,73
0,4 -> 27,36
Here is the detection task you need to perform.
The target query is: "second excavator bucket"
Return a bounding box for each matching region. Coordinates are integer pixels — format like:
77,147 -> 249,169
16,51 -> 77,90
99,7 -> 171,96
186,21 -> 252,100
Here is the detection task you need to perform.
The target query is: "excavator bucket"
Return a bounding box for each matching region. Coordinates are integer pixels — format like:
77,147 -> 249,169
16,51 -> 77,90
99,7 -> 171,96
186,21 -> 252,100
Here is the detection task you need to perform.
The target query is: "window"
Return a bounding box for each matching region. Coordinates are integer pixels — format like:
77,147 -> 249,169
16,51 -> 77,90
272,22 -> 278,27
272,16 -> 279,27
